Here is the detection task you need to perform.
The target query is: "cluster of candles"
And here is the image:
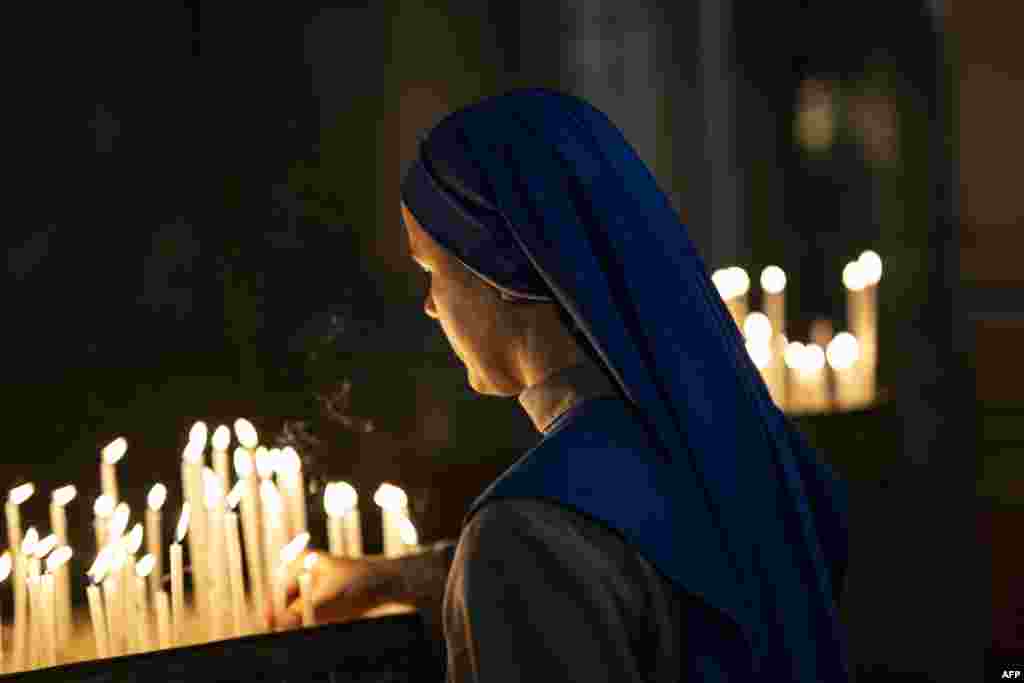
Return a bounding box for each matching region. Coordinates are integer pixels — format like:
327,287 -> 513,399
712,249 -> 883,414
0,420 -> 421,673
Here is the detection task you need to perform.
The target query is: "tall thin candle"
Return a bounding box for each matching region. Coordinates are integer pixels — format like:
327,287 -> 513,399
276,532 -> 310,632
0,552 -> 11,670
145,483 -> 167,596
92,495 -> 114,552
299,553 -> 317,627
49,485 -> 75,649
211,425 -> 232,501
203,469 -> 228,640
374,484 -> 409,558
86,579 -> 109,659
233,447 -> 265,623
171,502 -> 190,648
260,480 -> 286,628
44,546 -> 70,662
155,590 -> 171,650
100,437 -> 127,505
135,554 -> 155,652
279,447 -> 307,538
224,504 -> 246,637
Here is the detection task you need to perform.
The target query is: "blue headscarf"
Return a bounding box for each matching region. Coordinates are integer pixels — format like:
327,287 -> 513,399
401,88 -> 849,681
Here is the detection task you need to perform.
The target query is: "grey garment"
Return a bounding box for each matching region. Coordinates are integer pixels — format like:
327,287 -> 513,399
517,358 -> 620,434
442,498 -> 685,682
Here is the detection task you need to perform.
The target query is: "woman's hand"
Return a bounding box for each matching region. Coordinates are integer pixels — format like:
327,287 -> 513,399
265,550 -> 401,630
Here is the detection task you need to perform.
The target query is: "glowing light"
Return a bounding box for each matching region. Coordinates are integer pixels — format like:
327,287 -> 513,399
188,421 -> 209,448
373,483 -> 408,511
233,418 -> 259,450
35,534 -> 58,558
102,437 -> 127,465
136,553 -> 156,578
93,494 -> 115,518
47,546 -> 72,573
126,523 -> 144,555
0,552 -> 11,583
826,332 -> 860,371
858,250 -> 883,285
280,532 -> 310,565
260,480 -> 282,512
804,344 -> 826,373
743,312 -> 773,344
147,483 -> 167,511
226,481 -> 245,510
21,528 -> 39,556
175,503 -> 191,544
10,483 -> 35,506
254,447 -> 274,480
233,447 -> 254,479
203,468 -> 223,509
109,503 -> 131,538
760,266 -> 787,294
303,552 -> 318,572
278,447 -> 301,476
88,547 -> 115,584
745,340 -> 772,369
324,482 -> 357,517
182,440 -> 204,465
52,485 -> 77,507
842,261 -> 867,292
784,341 -> 807,370
211,425 -> 231,452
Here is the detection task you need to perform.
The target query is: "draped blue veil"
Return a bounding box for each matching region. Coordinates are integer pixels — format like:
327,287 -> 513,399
401,88 -> 850,681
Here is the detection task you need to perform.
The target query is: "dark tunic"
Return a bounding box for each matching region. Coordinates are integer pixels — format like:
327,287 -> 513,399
441,360 -> 692,682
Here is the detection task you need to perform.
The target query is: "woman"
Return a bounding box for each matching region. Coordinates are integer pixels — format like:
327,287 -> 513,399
271,88 -> 850,681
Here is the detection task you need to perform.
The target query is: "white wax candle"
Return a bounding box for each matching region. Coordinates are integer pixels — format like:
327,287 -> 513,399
827,333 -> 863,411
225,512 -> 246,638
5,505 -> 21,560
0,552 -> 9,670
101,437 -> 127,505
260,481 -> 286,624
27,575 -> 41,669
102,574 -> 119,657
203,469 -> 227,641
49,494 -> 73,649
170,543 -> 184,647
214,450 -> 231,500
146,484 -> 166,597
86,583 -> 110,659
12,555 -> 26,671
155,590 -> 171,650
41,574 -> 55,666
328,515 -> 343,558
238,475 -> 265,621
135,575 -> 152,652
298,571 -> 314,627
344,507 -> 363,559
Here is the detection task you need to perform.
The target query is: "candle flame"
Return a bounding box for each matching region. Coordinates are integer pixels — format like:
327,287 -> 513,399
742,312 -> 773,344
254,446 -> 273,479
233,447 -> 254,479
21,527 -> 39,556
188,421 -> 209,449
88,547 -> 115,584
136,553 -> 156,578
760,266 -> 787,294
203,467 -> 223,508
102,437 -> 128,465
324,482 -> 358,517
373,483 -> 408,511
183,439 -> 204,465
397,516 -> 418,547
803,343 -> 826,373
226,481 -> 245,510
259,480 -> 282,512
303,552 -> 318,572
35,533 -> 58,558
147,483 -> 167,511
233,418 -> 259,450
842,261 -> 867,292
110,503 -> 131,538
126,523 -> 144,555
858,250 -> 883,285
278,447 -> 301,476
93,494 -> 115,518
0,552 -> 11,583
280,532 -> 310,566
745,340 -> 772,369
826,332 -> 860,371
212,425 -> 231,452
9,483 -> 35,506
52,484 -> 77,507
46,546 -> 72,573
784,341 -> 807,371
175,502 -> 191,543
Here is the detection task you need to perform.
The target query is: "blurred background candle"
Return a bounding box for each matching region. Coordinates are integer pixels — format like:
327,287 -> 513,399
203,468 -> 227,640
86,577 -> 109,660
802,343 -> 829,413
124,523 -> 144,652
858,250 -> 883,404
224,493 -> 246,637
373,483 -> 409,558
181,439 -> 207,628
743,312 -> 779,402
135,554 -> 155,652
171,502 -> 189,647
397,515 -> 419,555
278,447 -> 307,539
145,483 -> 166,596
211,425 -> 232,502
155,589 -> 171,650
5,485 -> 32,672
712,266 -> 751,331
100,437 -> 127,505
234,447 -> 265,620
843,259 -> 869,397
7,483 -> 34,557
827,332 -> 863,410
49,484 -> 75,649
760,266 -> 788,410
92,494 -> 114,552
260,480 -> 286,622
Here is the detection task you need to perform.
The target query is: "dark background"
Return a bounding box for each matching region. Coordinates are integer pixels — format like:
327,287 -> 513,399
1,2 -> 1004,680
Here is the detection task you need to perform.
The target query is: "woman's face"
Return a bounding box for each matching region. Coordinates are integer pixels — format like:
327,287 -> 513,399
401,203 -> 525,396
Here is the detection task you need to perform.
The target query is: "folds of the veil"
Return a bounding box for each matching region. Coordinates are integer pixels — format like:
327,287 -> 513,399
418,89 -> 850,680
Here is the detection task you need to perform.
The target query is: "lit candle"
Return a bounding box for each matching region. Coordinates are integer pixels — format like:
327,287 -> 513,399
7,484 -> 32,672
743,312 -> 776,398
260,480 -> 286,629
857,250 -> 883,404
211,424 -> 232,501
108,502 -> 130,548
340,483 -> 364,557
298,552 -> 317,627
203,468 -> 228,641
40,572 -> 56,666
800,343 -> 829,413
45,547 -> 70,660
324,483 -> 344,557
827,332 -> 863,411
842,259 -> 869,400
224,494 -> 246,638
102,568 -> 120,657
6,483 -> 34,557
171,502 -> 189,647
276,532 -> 310,631
145,483 -> 166,596
123,523 -> 143,653
267,449 -> 293,536
784,342 -> 810,414
181,439 -> 207,628
155,589 -> 171,650
86,578 -> 109,659
712,266 -> 751,332
397,515 -> 420,554
278,447 -> 307,539
92,494 -> 114,552
49,485 -> 75,649
26,574 -> 41,669
100,437 -> 127,505
22,528 -> 40,669
135,554 -> 155,652
0,552 -> 11,670
373,483 -> 410,558
760,266 -> 788,411
233,447 -> 265,623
